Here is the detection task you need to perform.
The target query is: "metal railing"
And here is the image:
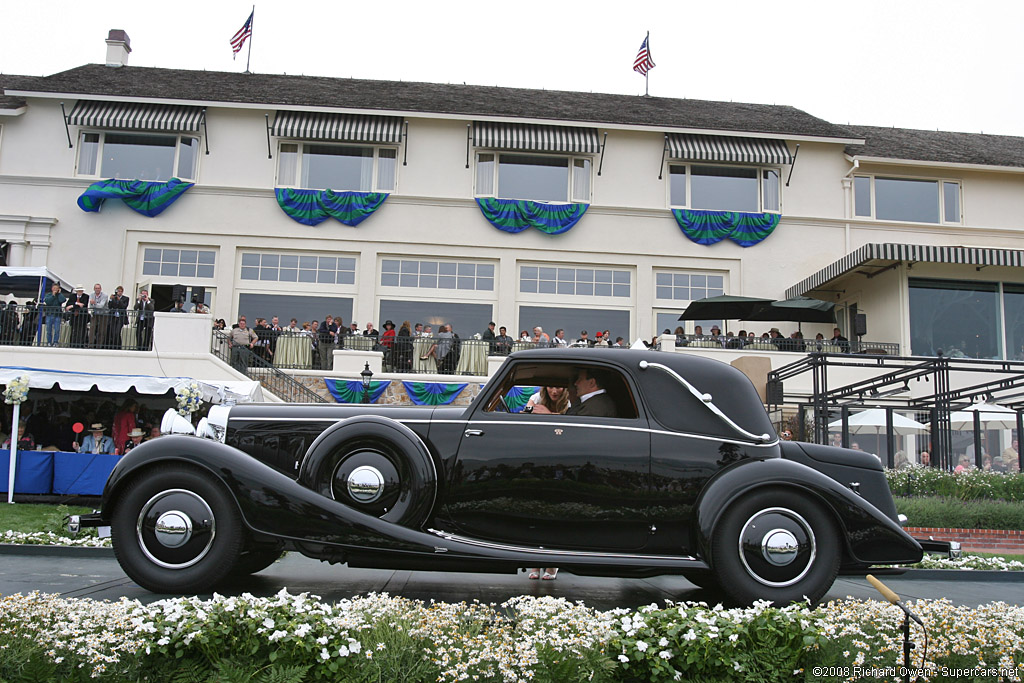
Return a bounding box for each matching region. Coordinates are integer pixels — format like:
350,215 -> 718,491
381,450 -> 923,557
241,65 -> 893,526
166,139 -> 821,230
0,305 -> 155,350
211,330 -> 327,403
665,333 -> 900,356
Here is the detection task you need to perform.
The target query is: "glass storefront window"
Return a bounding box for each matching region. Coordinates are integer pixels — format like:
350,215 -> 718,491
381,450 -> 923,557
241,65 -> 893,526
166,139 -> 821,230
909,278 -> 1000,358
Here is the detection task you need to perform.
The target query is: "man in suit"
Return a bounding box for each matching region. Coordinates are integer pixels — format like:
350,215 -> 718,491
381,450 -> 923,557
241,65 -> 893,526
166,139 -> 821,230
107,285 -> 129,350
88,283 -> 109,348
76,423 -> 116,455
565,368 -> 619,417
134,289 -> 155,350
67,285 -> 90,347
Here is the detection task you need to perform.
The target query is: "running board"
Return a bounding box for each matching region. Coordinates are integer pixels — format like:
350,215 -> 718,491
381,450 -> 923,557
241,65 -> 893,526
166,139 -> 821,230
427,528 -> 706,568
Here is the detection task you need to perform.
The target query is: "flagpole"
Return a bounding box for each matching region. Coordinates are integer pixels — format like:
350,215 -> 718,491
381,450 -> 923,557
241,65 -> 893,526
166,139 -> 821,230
245,6 -> 254,73
645,31 -> 650,97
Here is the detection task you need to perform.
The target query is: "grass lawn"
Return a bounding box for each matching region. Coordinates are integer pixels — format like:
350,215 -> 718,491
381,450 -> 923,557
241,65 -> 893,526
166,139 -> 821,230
0,503 -> 96,535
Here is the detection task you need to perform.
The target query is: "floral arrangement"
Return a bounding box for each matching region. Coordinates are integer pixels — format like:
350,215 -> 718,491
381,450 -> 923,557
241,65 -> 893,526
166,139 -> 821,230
887,464 -> 1024,502
174,382 -> 202,417
2,530 -> 110,548
0,590 -> 1022,682
2,375 -> 29,406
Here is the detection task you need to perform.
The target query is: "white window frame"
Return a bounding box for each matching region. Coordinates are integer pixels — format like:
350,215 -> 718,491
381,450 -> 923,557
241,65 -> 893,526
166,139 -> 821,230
378,256 -> 496,302
239,250 -> 358,289
75,130 -> 201,181
853,174 -> 963,225
141,246 -> 217,279
653,269 -> 727,303
518,263 -> 632,302
667,162 -> 782,214
275,140 -> 398,193
475,151 -> 593,203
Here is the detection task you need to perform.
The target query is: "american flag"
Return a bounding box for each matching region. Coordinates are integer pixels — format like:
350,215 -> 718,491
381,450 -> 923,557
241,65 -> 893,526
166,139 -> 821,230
633,34 -> 655,76
230,11 -> 254,58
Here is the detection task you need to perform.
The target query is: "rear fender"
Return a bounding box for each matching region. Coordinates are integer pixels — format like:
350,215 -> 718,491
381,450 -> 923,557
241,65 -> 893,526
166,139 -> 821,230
693,458 -> 922,566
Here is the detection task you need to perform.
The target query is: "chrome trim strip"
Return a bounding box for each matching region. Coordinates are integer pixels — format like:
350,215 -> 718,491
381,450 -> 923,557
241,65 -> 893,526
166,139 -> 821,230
638,360 -> 775,444
428,528 -> 696,561
228,417 -> 778,448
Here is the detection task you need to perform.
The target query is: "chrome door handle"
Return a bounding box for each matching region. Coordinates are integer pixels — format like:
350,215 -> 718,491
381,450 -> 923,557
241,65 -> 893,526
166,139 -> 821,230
464,429 -> 484,437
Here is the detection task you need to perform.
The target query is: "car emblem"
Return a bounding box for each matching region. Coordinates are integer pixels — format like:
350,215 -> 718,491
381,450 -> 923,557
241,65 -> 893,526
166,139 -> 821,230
554,428 -> 563,435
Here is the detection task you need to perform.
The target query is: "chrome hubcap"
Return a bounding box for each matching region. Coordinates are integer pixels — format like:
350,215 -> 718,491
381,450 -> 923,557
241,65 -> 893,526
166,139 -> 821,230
347,465 -> 384,503
137,489 -> 215,569
154,511 -> 192,548
738,507 -> 815,587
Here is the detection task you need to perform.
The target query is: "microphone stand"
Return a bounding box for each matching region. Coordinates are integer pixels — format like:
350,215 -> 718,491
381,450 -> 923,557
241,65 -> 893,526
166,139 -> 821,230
867,574 -> 921,683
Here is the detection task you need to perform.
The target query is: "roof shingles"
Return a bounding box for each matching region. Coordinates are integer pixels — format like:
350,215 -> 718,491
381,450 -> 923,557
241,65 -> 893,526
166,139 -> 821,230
845,125 -> 1024,169
4,64 -> 857,141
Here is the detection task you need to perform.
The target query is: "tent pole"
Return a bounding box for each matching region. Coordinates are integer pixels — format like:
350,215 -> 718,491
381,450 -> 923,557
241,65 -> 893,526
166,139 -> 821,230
7,401 -> 19,504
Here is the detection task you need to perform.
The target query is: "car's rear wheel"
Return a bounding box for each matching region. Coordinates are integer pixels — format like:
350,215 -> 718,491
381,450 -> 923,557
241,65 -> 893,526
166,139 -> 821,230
711,488 -> 840,606
112,465 -> 243,593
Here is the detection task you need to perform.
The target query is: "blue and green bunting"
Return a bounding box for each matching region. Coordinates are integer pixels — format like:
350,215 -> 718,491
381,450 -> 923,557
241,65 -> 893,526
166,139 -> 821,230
672,209 -> 781,247
276,189 -> 388,227
402,381 -> 467,406
476,198 -> 588,235
504,386 -> 539,413
324,379 -> 391,404
77,178 -> 194,217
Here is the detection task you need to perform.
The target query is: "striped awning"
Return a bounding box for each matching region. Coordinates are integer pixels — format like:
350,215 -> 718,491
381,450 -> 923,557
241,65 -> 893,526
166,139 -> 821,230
271,111 -> 403,143
667,134 -> 793,165
473,122 -> 601,154
67,101 -> 204,132
786,243 -> 1024,299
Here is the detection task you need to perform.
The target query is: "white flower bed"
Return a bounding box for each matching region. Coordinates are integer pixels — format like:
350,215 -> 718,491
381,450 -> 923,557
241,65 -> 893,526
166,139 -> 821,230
911,553 -> 1024,571
0,590 -> 1021,682
2,530 -> 111,548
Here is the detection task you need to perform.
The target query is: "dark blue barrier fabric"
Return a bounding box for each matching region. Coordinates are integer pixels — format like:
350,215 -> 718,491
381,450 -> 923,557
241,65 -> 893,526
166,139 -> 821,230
0,450 -> 55,494
52,452 -> 119,495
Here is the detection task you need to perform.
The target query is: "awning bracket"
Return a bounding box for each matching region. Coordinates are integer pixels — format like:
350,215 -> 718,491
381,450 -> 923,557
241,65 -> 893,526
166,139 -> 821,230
596,131 -> 608,176
402,120 -> 409,166
657,135 -> 669,180
201,108 -> 210,155
265,113 -> 273,159
60,102 -> 73,149
785,143 -> 800,187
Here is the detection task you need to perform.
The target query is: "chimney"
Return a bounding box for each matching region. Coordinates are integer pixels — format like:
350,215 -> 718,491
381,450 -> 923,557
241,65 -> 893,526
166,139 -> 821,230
105,29 -> 131,67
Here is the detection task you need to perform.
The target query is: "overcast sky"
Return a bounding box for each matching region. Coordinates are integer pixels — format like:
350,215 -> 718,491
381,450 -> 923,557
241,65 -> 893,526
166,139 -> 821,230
3,0 -> 1021,136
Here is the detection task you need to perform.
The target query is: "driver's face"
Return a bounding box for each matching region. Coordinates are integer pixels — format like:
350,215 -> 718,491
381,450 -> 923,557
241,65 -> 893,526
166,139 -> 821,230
574,372 -> 596,396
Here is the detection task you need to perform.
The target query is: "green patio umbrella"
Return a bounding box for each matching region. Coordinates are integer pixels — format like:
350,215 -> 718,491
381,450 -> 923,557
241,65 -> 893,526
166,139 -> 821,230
743,297 -> 836,324
678,295 -> 774,321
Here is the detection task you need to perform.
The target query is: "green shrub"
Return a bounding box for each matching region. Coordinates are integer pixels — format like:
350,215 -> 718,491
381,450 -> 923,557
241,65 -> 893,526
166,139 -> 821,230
886,466 -> 1024,502
896,495 -> 1024,529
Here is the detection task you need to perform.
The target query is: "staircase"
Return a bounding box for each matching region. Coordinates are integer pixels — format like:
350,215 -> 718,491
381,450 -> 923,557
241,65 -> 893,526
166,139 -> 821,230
211,331 -> 328,403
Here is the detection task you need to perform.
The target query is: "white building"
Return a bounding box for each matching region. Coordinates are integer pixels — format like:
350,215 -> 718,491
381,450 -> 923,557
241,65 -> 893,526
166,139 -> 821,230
3,30 -> 1024,370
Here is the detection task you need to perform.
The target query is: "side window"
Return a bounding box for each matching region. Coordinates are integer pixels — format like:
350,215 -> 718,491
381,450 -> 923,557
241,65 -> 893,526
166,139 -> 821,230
482,363 -> 637,419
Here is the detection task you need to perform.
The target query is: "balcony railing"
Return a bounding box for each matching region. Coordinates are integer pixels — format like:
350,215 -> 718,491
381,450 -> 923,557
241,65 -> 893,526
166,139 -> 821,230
666,334 -> 901,356
0,305 -> 155,350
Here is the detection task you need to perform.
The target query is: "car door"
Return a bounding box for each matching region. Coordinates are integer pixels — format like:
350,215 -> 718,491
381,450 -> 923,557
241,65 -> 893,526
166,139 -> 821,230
442,367 -> 653,552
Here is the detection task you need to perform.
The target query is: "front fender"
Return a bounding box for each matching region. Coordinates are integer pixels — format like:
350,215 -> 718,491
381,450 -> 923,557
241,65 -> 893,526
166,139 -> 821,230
693,458 -> 922,566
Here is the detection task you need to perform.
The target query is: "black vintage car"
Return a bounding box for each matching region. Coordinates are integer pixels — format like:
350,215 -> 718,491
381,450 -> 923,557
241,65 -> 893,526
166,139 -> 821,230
74,348 -> 922,605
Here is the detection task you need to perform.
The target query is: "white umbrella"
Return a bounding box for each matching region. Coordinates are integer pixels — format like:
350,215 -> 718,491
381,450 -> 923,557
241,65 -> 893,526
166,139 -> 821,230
828,408 -> 930,435
949,402 -> 1019,430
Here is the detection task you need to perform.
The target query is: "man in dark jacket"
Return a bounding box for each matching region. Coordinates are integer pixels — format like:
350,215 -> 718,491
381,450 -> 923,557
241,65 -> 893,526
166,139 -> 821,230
67,285 -> 90,348
134,289 -> 155,350
107,286 -> 129,349
42,282 -> 66,346
565,368 -> 619,417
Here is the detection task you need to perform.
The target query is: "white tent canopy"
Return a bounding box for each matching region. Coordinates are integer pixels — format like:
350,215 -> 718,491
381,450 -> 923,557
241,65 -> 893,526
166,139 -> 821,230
829,408 -> 930,435
0,267 -> 75,299
949,402 -> 1019,430
0,366 -> 263,403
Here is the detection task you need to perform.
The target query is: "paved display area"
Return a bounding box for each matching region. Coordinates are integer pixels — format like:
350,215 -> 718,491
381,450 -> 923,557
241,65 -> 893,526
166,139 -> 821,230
0,549 -> 1021,608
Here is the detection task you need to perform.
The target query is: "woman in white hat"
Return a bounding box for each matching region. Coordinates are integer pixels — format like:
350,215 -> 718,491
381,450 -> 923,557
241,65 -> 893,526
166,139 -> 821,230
76,423 -> 116,455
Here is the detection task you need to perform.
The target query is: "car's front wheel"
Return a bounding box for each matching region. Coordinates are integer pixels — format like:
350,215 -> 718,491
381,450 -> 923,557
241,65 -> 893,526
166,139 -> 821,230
710,488 -> 840,606
111,465 -> 243,593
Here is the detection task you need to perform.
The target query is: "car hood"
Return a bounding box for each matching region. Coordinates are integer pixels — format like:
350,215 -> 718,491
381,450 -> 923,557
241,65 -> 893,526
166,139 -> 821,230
787,441 -> 884,471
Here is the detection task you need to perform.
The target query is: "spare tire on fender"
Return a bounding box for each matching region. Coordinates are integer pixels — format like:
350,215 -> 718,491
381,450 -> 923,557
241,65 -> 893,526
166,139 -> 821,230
298,416 -> 437,528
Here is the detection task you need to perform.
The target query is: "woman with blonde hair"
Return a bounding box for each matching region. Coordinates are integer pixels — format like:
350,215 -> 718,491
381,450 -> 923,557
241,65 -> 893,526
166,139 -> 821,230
524,385 -> 569,580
